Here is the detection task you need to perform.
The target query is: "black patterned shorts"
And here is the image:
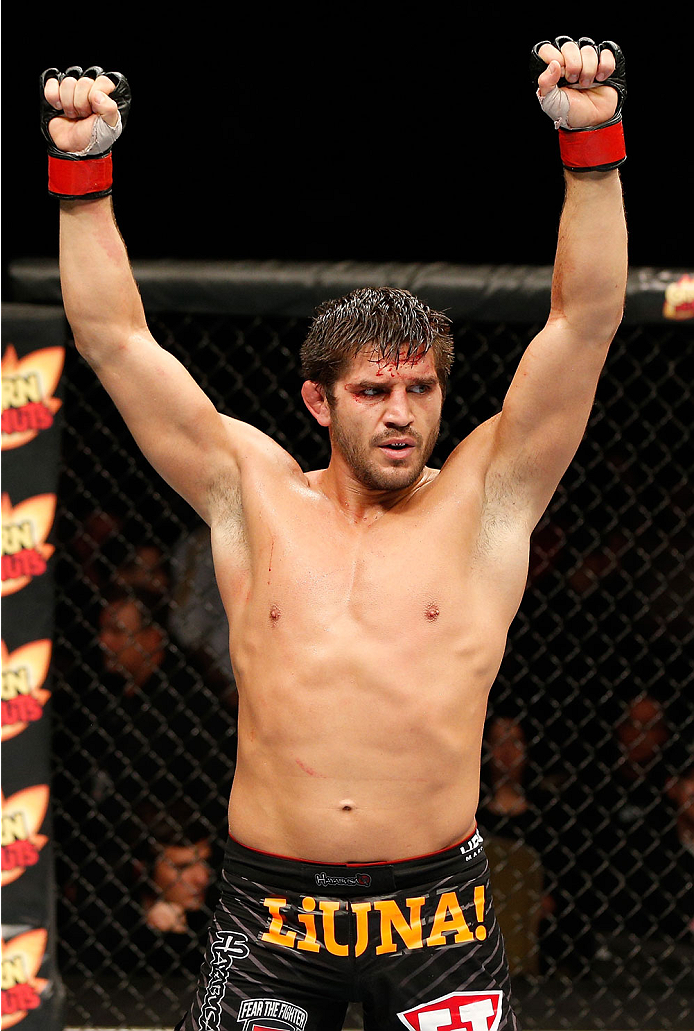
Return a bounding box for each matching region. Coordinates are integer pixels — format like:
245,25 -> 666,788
175,828 -> 519,1031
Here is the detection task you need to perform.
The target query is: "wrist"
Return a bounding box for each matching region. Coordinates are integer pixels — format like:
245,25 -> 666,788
48,151 -> 113,200
558,118 -> 626,173
564,168 -> 622,184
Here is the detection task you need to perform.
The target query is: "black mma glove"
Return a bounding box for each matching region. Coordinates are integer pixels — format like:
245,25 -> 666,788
40,66 -> 131,199
530,37 -> 626,172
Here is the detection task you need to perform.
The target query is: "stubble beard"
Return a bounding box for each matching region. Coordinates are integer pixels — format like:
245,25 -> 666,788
329,410 -> 441,493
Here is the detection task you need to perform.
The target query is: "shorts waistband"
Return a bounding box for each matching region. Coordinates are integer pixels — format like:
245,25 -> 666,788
224,827 -> 486,896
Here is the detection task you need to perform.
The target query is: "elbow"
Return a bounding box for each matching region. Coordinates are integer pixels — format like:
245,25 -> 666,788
593,304 -> 625,349
71,327 -> 135,372
550,270 -> 627,345
70,327 -> 96,365
71,326 -> 106,367
548,303 -> 624,352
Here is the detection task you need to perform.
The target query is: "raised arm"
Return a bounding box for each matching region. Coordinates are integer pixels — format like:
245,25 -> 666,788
43,68 -> 288,524
479,38 -> 628,528
58,190 -> 237,523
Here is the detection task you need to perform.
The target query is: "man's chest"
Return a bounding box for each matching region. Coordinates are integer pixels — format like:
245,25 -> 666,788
215,489 -> 492,632
264,532 -> 467,630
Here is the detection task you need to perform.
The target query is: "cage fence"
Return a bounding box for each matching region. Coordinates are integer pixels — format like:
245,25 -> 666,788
6,260 -> 694,1030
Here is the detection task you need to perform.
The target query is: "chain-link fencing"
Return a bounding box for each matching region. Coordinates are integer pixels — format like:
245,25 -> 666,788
7,260 -> 694,1029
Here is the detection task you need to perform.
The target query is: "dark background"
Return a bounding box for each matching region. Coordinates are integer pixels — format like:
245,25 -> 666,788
2,16 -> 690,274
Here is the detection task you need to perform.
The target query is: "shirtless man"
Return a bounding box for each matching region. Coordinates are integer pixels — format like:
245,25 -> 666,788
42,35 -> 628,1031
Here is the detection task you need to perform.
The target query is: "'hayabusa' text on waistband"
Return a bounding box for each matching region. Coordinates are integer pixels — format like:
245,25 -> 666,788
223,828 -> 486,896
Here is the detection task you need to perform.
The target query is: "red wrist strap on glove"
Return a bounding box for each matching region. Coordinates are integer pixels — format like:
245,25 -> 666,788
47,152 -> 113,200
559,118 -> 626,173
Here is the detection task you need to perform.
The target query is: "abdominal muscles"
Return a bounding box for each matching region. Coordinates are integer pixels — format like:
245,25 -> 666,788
227,594 -> 506,862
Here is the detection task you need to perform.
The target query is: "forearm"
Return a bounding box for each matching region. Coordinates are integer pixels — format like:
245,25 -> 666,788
59,197 -> 149,364
549,169 -> 627,341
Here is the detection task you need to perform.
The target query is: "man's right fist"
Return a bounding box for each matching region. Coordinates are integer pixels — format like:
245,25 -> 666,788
41,67 -> 131,199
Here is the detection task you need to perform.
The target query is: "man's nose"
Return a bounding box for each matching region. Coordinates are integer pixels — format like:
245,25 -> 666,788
383,389 -> 413,427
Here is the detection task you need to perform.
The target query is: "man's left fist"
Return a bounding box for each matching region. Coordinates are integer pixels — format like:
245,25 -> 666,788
531,37 -> 626,172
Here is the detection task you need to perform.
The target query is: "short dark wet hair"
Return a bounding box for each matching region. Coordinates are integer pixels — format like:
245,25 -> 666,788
300,287 -> 455,399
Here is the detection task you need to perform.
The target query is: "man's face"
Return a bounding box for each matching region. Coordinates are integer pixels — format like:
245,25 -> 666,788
326,349 -> 443,492
98,600 -> 160,685
153,840 -> 212,911
99,600 -> 145,678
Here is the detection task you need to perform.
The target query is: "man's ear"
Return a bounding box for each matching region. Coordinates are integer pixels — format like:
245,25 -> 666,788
301,380 -> 331,427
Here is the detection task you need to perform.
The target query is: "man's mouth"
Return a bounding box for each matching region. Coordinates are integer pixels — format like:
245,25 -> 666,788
378,439 -> 416,458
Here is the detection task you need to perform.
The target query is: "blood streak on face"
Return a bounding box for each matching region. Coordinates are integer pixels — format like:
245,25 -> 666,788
328,350 -> 443,493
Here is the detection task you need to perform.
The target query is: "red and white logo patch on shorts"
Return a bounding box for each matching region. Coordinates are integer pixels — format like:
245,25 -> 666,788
398,991 -> 503,1031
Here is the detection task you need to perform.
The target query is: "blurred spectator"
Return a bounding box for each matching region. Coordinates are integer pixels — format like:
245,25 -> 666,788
123,800 -> 220,977
114,543 -> 170,598
616,693 -> 669,783
54,507 -> 129,679
97,584 -> 167,696
70,507 -> 127,590
93,584 -> 235,817
53,583 -> 235,978
146,836 -> 212,933
477,710 -> 595,974
482,716 -> 532,819
169,524 -> 237,707
590,692 -> 691,943
139,802 -> 215,929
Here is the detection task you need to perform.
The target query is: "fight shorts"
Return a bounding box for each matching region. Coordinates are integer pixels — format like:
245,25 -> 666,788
175,827 -> 520,1031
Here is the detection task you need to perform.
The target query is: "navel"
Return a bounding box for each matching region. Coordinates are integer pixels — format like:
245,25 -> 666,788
340,800 -> 356,813
425,603 -> 440,621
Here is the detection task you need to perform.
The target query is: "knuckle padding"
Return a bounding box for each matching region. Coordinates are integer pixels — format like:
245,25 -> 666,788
577,37 -> 600,60
39,66 -> 132,146
530,36 -> 627,111
40,68 -> 62,87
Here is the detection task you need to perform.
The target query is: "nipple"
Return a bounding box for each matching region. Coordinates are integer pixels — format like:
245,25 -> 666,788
425,603 -> 440,621
269,604 -> 281,623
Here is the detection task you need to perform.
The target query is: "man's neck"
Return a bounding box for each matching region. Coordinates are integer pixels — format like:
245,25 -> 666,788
311,464 -> 435,524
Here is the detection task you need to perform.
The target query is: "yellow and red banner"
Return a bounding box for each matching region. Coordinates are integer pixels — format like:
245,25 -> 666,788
1,306 -> 66,1030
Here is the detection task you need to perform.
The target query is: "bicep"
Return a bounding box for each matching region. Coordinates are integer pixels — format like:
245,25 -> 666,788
86,329 -> 238,521
488,317 -> 611,525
